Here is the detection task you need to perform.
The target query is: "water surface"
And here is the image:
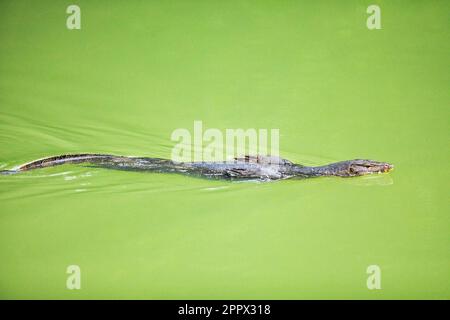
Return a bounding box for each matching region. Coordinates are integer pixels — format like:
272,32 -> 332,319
0,0 -> 448,299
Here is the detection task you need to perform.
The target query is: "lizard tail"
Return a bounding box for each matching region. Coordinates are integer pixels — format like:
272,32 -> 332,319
1,153 -> 122,174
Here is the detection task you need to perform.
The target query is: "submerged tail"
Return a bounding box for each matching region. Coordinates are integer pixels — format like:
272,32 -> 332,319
0,153 -> 177,175
1,154 -> 122,174
0,169 -> 19,175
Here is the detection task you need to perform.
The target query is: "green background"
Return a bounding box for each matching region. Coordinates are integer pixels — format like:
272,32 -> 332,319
0,0 -> 448,299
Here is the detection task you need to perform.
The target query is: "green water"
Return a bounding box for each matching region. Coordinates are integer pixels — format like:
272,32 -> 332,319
0,0 -> 448,299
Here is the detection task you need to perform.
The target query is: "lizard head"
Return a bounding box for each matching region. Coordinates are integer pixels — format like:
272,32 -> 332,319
340,159 -> 394,177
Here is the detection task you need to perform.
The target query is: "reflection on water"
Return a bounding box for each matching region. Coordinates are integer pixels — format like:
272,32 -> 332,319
344,173 -> 394,186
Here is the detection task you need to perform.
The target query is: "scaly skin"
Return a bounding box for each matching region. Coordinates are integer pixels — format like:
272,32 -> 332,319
0,154 -> 393,181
